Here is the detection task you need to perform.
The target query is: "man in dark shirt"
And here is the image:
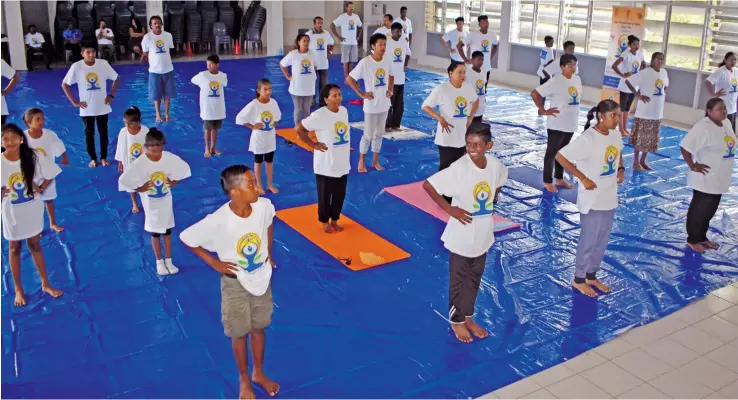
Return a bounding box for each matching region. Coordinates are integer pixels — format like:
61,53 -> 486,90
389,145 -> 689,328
62,21 -> 83,62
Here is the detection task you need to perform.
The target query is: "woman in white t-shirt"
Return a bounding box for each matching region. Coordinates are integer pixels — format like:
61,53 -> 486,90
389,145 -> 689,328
1,124 -> 64,307
705,52 -> 738,132
279,33 -> 317,133
625,52 -> 669,171
296,84 -> 351,234
611,35 -> 646,136
679,98 -> 737,253
114,106 -> 149,214
236,79 -> 282,195
556,100 -> 625,298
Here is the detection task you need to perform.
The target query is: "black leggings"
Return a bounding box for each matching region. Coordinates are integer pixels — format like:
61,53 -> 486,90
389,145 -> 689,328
254,151 -> 275,164
438,145 -> 466,203
316,174 -> 348,223
151,229 -> 172,238
82,114 -> 109,161
543,129 -> 573,183
686,189 -> 722,244
386,84 -> 405,128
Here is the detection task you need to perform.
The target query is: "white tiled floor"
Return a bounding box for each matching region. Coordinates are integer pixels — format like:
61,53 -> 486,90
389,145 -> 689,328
484,284 -> 738,399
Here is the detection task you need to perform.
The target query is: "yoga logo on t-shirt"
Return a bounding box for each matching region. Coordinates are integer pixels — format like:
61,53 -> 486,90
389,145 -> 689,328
403,24 -> 407,34
481,39 -> 490,53
316,38 -> 326,51
653,79 -> 665,96
730,77 -> 737,93
208,81 -> 221,97
236,232 -> 265,272
724,136 -> 736,159
375,68 -> 387,86
631,61 -> 640,74
31,37 -> 40,46
155,39 -> 166,53
393,48 -> 404,63
35,148 -> 47,157
148,171 -> 169,198
617,34 -> 629,56
333,121 -> 350,145
601,145 -> 619,176
475,79 -> 485,96
260,111 -> 275,131
568,87 -> 580,105
348,20 -> 356,30
86,73 -> 101,90
300,59 -> 313,74
453,96 -> 469,118
7,173 -> 32,205
471,181 -> 493,216
129,143 -> 143,162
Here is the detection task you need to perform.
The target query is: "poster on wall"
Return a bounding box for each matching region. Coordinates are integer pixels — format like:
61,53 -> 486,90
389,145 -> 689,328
601,6 -> 647,102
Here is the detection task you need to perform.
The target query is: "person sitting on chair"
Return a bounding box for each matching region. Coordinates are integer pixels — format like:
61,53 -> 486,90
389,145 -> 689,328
25,25 -> 52,70
96,20 -> 116,63
63,21 -> 83,63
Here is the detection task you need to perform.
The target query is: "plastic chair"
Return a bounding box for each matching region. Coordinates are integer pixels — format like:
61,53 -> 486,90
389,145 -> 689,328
245,6 -> 265,53
213,22 -> 231,53
185,6 -> 202,52
200,3 -> 218,47
166,1 -> 185,46
217,3 -> 234,36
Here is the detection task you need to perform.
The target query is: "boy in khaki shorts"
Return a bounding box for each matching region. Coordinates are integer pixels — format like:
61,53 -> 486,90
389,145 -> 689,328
180,165 -> 279,399
331,1 -> 362,79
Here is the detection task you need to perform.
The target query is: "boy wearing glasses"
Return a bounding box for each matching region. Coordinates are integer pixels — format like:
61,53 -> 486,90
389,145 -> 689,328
423,124 -> 508,343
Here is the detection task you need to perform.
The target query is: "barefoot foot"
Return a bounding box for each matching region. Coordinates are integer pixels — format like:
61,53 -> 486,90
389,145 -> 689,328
451,323 -> 474,343
688,242 -> 706,253
373,162 -> 385,171
632,163 -> 643,171
331,220 -> 343,232
543,182 -> 558,193
252,371 -> 280,397
256,185 -> 266,195
357,162 -> 367,173
165,115 -> 172,122
640,161 -> 653,171
101,159 -> 110,167
323,223 -> 335,233
42,285 -> 63,298
555,179 -> 573,189
88,160 -> 97,168
50,223 -> 65,232
211,148 -> 223,156
701,240 -> 719,249
132,204 -> 140,214
572,281 -> 598,297
586,279 -> 612,293
156,115 -> 163,123
14,291 -> 27,307
465,318 -> 489,339
204,150 -> 212,158
267,185 -> 280,194
239,376 -> 256,399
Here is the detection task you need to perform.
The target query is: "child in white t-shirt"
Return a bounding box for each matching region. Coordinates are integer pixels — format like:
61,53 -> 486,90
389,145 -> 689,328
465,52 -> 487,124
296,84 -> 351,233
191,55 -> 228,158
22,108 -> 69,232
236,79 -> 282,195
556,100 -> 624,297
114,106 -> 149,214
118,128 -> 191,276
423,125 -> 507,343
705,52 -> 738,131
680,98 -> 737,253
611,35 -> 646,136
180,164 -> 279,399
279,34 -> 317,132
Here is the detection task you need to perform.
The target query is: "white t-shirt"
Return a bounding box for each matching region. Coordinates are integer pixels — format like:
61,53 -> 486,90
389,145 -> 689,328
280,50 -> 317,97
236,98 -> 282,155
301,106 -> 351,178
680,116 -> 737,195
559,127 -> 623,214
2,59 -> 16,116
62,59 -> 119,117
386,36 -> 411,85
114,125 -> 150,179
707,66 -> 738,115
95,28 -> 114,45
442,29 -> 468,62
23,129 -> 66,201
544,57 -> 579,77
535,74 -> 582,133
462,31 -> 498,73
628,67 -> 669,120
333,13 -> 362,46
393,17 -> 412,41
465,65 -> 486,118
1,153 -> 61,241
306,30 -> 335,70
537,46 -> 555,78
427,154 -> 508,258
24,33 -> 44,48
118,151 -> 192,233
142,31 -> 174,74
180,199 -> 275,296
422,81 -> 478,147
190,71 -> 228,121
349,55 -> 392,114
374,26 -> 391,37
616,49 -> 645,93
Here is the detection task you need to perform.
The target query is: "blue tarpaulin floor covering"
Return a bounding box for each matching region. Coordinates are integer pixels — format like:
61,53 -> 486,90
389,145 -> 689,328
2,56 -> 737,398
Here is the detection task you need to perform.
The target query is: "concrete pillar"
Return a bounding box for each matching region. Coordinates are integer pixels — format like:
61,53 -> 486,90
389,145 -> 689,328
264,0 -> 283,56
48,1 -> 57,45
5,1 -> 26,70
497,0 -> 511,73
147,0 -> 164,23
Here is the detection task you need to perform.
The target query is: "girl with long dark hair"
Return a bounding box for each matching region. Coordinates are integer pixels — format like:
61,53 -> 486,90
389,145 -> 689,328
705,52 -> 737,131
128,17 -> 147,59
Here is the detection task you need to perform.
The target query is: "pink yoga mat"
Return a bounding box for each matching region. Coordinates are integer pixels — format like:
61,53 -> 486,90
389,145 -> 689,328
384,181 -> 521,233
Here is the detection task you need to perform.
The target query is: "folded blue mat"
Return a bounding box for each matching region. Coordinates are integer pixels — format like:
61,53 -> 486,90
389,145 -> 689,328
508,166 -> 578,203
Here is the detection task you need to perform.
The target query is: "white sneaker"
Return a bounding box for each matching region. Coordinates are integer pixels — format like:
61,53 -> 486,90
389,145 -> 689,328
156,259 -> 169,276
165,258 -> 179,274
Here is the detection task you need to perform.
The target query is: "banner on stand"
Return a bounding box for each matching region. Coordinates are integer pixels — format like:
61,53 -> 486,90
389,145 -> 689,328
601,6 -> 646,102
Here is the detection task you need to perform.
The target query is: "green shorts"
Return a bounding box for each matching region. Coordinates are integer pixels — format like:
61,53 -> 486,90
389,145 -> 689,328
220,275 -> 273,338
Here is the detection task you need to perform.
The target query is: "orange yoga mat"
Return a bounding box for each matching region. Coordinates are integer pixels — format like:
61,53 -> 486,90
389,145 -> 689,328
276,128 -> 354,152
276,204 -> 410,271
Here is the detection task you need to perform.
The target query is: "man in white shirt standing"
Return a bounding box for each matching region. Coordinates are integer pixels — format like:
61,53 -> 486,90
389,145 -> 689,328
374,14 -> 393,37
61,44 -> 120,168
458,15 -> 498,86
331,2 -> 363,80
95,20 -> 116,63
24,25 -> 52,71
307,16 -> 335,107
1,59 -> 19,126
142,15 -> 176,123
394,7 -> 412,46
385,22 -> 411,131
441,17 -> 468,63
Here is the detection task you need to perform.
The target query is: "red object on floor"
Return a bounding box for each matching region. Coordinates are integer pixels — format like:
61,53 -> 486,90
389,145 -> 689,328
348,99 -> 363,105
186,42 -> 193,57
234,40 -> 241,55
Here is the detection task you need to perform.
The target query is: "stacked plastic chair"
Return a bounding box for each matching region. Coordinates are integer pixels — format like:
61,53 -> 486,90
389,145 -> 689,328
114,2 -> 133,54
245,4 -> 266,53
231,2 -> 243,39
217,2 -> 235,39
129,1 -> 146,20
165,2 -> 185,49
76,3 -> 96,44
200,2 -> 218,51
184,1 -> 202,53
55,2 -> 76,58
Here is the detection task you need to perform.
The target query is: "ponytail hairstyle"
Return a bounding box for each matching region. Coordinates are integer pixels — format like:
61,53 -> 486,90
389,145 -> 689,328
295,33 -> 309,51
627,35 -> 640,45
718,52 -> 735,68
583,99 -> 619,132
22,108 -> 44,127
2,124 -> 37,199
123,105 -> 142,122
705,97 -> 725,117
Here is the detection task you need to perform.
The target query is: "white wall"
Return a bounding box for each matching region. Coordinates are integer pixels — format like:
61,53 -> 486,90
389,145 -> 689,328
283,1 -> 325,48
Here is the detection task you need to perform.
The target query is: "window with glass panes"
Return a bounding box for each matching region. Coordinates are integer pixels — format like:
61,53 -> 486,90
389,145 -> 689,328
704,1 -> 738,72
424,0 -> 504,36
